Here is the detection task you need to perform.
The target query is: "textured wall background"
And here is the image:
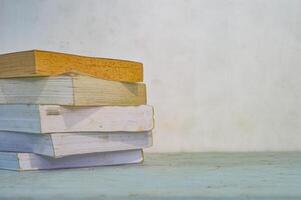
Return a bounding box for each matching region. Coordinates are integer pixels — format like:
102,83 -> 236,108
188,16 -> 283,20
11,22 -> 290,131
1,0 -> 300,152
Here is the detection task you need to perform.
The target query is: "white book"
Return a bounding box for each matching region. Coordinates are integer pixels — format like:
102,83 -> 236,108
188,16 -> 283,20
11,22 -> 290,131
0,131 -> 152,158
0,149 -> 143,171
0,74 -> 146,106
0,104 -> 154,133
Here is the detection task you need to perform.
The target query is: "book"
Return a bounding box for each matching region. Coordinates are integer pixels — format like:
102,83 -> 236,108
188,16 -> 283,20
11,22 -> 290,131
0,131 -> 152,158
0,149 -> 143,171
0,50 -> 143,82
0,105 -> 154,133
0,74 -> 146,106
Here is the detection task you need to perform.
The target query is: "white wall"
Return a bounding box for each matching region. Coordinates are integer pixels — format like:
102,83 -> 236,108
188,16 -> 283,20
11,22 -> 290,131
1,0 -> 300,152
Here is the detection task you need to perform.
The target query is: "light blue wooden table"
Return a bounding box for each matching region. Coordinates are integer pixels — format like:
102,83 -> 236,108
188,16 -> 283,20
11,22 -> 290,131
0,153 -> 300,200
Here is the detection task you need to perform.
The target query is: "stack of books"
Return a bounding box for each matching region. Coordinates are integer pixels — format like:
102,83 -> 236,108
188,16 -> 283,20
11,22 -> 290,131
0,50 -> 154,171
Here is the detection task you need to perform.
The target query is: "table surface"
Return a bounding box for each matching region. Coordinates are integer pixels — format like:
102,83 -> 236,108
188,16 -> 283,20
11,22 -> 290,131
0,152 -> 300,200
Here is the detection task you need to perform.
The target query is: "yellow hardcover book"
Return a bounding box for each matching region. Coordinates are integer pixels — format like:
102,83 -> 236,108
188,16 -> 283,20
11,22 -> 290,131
0,50 -> 143,82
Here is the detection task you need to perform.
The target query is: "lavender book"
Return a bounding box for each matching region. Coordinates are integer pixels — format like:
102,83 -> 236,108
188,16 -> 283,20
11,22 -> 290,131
0,149 -> 144,171
0,131 -> 152,158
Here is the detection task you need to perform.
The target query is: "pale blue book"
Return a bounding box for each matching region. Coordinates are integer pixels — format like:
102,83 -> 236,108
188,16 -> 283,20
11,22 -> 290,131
0,131 -> 152,158
0,149 -> 143,171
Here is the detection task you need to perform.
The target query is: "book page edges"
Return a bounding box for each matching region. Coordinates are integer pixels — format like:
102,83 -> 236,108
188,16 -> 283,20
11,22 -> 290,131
34,50 -> 143,82
0,50 -> 37,78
